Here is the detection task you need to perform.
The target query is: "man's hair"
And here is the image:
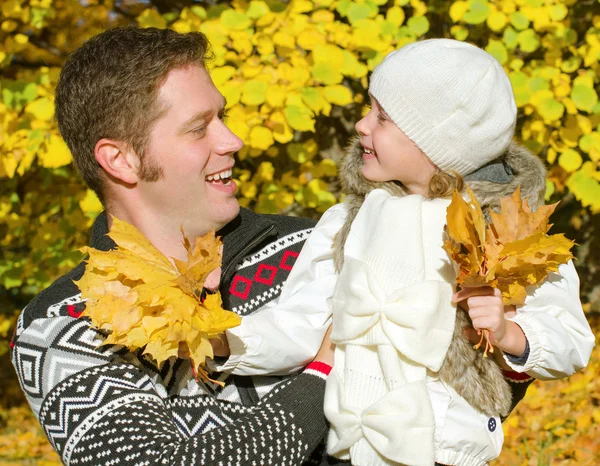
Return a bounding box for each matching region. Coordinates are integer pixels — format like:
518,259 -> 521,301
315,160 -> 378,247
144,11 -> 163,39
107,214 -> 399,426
55,27 -> 213,202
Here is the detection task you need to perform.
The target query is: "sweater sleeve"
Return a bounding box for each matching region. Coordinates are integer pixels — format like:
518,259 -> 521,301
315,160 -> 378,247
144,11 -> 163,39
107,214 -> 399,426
11,316 -> 330,466
214,204 -> 347,376
503,260 -> 595,380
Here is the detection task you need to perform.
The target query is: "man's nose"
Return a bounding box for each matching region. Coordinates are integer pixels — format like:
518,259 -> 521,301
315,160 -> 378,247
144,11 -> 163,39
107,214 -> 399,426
217,123 -> 244,155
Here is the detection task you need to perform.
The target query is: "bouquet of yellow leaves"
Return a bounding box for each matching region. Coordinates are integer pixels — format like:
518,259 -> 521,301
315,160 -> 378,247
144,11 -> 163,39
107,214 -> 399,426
443,186 -> 575,355
75,217 -> 241,384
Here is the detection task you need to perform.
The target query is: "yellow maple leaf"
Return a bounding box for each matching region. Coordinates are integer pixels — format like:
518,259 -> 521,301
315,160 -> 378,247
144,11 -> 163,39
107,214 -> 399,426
76,216 -> 241,383
174,227 -> 222,299
443,187 -> 488,285
444,186 -> 575,356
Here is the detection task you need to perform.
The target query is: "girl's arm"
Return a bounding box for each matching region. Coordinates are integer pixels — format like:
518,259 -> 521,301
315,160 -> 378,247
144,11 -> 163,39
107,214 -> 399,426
504,260 -> 595,380
456,260 -> 594,380
213,204 -> 347,376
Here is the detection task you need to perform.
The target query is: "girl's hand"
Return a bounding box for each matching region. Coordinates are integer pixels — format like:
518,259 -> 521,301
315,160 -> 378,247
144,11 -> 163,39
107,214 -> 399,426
453,286 -> 507,342
453,286 -> 526,357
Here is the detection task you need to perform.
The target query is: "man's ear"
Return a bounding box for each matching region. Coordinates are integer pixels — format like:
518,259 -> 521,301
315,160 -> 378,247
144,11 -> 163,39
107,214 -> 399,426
95,138 -> 140,185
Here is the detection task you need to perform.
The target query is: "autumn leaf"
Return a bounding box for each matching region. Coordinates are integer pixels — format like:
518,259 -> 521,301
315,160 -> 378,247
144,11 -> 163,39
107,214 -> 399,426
75,216 -> 241,383
444,186 -> 575,356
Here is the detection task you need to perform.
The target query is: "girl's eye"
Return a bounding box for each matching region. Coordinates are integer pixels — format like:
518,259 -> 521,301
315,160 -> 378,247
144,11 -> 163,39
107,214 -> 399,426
377,113 -> 387,124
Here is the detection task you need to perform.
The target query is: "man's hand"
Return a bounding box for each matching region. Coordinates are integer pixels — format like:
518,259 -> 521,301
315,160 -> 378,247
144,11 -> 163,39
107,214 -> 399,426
453,286 -> 526,358
177,334 -> 231,359
313,325 -> 334,367
210,333 -> 230,357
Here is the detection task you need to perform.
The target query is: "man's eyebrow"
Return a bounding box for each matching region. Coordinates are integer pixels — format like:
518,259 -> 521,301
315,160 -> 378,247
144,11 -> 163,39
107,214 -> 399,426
181,98 -> 228,133
181,110 -> 212,132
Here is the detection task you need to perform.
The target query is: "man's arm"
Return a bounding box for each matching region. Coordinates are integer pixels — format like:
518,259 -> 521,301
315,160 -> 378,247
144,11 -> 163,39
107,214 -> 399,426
214,204 -> 347,376
12,315 -> 331,465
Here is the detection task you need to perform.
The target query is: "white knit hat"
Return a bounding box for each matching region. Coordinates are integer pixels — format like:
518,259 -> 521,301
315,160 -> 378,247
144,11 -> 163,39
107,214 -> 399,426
368,39 -> 517,176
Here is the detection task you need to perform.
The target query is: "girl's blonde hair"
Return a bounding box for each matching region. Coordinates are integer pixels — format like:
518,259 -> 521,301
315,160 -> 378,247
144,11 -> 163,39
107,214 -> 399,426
427,170 -> 464,199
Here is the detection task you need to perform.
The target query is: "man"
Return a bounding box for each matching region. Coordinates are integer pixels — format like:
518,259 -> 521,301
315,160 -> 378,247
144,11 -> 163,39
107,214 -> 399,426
11,27 -> 335,465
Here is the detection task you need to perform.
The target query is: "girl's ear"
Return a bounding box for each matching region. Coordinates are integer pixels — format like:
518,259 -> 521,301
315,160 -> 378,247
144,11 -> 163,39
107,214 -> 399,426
95,139 -> 140,185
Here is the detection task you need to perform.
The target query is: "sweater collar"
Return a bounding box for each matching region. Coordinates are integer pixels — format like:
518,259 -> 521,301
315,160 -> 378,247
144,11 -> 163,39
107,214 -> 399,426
218,208 -> 278,275
89,208 -> 278,270
90,212 -> 115,251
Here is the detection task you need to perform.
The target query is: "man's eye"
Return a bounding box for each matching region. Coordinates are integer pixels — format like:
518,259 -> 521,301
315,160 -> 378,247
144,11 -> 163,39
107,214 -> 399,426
218,111 -> 229,121
191,126 -> 206,136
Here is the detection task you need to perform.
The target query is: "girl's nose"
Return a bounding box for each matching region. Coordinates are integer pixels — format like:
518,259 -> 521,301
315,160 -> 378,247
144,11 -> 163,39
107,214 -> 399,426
355,116 -> 368,136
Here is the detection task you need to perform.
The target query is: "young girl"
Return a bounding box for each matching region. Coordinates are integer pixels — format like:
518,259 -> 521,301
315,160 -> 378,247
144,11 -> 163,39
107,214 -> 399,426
213,39 -> 594,465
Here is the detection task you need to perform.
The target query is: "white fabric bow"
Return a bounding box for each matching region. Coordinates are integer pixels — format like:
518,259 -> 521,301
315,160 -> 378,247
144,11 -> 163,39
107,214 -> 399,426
331,256 -> 455,373
325,373 -> 436,465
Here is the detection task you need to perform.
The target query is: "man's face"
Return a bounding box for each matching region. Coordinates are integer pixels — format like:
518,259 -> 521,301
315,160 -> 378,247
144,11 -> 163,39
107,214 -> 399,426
138,65 -> 243,234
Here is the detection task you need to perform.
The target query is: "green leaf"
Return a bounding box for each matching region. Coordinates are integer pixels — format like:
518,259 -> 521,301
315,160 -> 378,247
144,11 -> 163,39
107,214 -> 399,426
579,132 -> 600,155
450,24 -> 469,41
529,77 -> 549,92
502,26 -> 519,49
241,80 -> 267,106
386,6 -> 405,26
407,16 -> 430,36
301,87 -> 325,112
517,29 -> 540,53
510,71 -> 528,89
311,62 -> 343,85
2,265 -> 22,289
287,142 -> 315,163
25,97 -> 54,121
463,1 -> 490,25
381,21 -> 399,37
247,1 -> 270,18
561,56 -> 582,74
347,2 -> 372,24
510,11 -> 529,30
22,82 -> 38,103
451,25 -> 469,41
220,10 -> 251,30
549,4 -> 568,21
317,190 -> 337,213
558,149 -> 583,173
566,162 -> 600,213
537,98 -> 564,121
2,88 -> 14,107
211,66 -> 237,87
284,104 -> 315,132
190,6 -> 207,19
335,0 -> 353,16
323,85 -> 353,106
485,40 -> 508,65
509,71 -> 531,107
136,9 -> 167,29
571,85 -> 599,113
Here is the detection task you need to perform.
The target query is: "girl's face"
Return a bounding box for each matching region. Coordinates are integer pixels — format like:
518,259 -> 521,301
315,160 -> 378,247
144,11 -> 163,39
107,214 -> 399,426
355,97 -> 437,196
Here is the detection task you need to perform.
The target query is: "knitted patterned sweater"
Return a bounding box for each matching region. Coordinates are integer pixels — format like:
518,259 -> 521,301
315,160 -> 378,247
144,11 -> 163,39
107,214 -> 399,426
10,208 -> 332,466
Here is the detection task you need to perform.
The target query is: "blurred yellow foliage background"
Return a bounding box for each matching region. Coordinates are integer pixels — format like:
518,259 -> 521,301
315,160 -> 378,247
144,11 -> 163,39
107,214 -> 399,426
1,0 -> 599,464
